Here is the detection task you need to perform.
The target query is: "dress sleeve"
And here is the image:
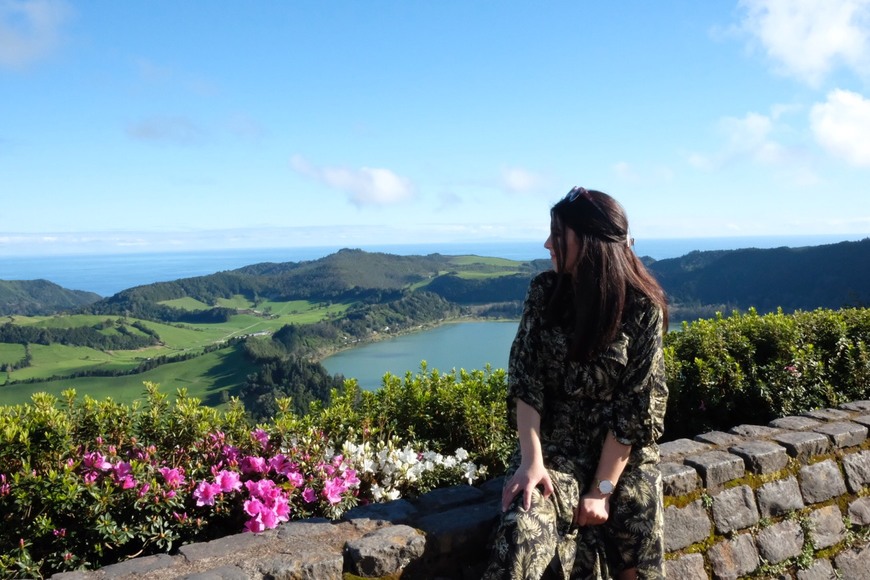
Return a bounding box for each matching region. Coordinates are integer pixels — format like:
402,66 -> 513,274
507,273 -> 553,425
610,302 -> 668,447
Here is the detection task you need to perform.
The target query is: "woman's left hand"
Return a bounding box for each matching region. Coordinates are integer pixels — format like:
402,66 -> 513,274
574,494 -> 611,526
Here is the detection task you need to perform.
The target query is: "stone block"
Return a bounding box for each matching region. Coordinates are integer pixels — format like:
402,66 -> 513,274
95,554 -> 179,579
838,400 -> 870,412
412,484 -> 485,513
756,476 -> 805,518
772,430 -> 830,461
842,450 -> 870,493
730,424 -> 782,438
851,413 -> 870,429
803,408 -> 852,422
684,450 -> 745,491
659,438 -> 712,461
342,498 -> 419,524
729,440 -> 789,474
181,565 -> 249,579
808,505 -> 846,550
665,553 -> 706,580
660,461 -> 699,496
664,499 -> 712,551
707,533 -> 759,580
770,415 -> 822,430
179,529 -> 272,562
414,498 -> 500,556
796,559 -> 837,580
256,551 -> 344,580
695,430 -> 744,447
800,459 -> 848,504
756,519 -> 804,564
712,485 -> 759,534
848,497 -> 870,526
345,524 -> 426,577
812,421 -> 868,448
833,542 -> 870,579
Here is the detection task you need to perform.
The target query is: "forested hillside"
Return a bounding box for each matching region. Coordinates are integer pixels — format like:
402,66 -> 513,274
647,238 -> 870,315
0,280 -> 101,316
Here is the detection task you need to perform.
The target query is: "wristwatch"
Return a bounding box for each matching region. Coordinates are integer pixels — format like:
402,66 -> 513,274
595,479 -> 615,495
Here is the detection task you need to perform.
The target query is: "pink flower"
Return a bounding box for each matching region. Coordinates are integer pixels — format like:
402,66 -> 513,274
82,452 -> 112,471
113,461 -> 132,479
159,467 -> 186,489
244,516 -> 265,533
268,454 -> 293,476
322,477 -> 345,505
0,474 -> 9,496
53,528 -> 66,537
244,497 -> 265,517
285,470 -> 304,488
215,470 -> 242,493
252,428 -> 270,450
223,445 -> 241,463
138,483 -> 151,497
302,487 -> 317,503
343,469 -> 360,488
193,480 -> 221,506
240,456 -> 267,475
119,476 -> 137,490
83,472 -> 99,485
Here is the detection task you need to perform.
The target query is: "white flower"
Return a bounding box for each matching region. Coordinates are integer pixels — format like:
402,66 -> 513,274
455,448 -> 469,461
462,462 -> 480,484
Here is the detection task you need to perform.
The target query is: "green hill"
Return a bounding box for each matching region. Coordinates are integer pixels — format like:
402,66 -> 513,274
647,238 -> 870,314
0,280 -> 101,316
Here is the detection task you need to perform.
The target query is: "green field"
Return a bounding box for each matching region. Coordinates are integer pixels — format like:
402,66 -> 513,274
448,255 -> 521,267
0,345 -> 255,407
0,298 -> 353,407
0,343 -> 26,366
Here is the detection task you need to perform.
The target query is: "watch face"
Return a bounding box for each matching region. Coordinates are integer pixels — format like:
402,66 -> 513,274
597,480 -> 614,494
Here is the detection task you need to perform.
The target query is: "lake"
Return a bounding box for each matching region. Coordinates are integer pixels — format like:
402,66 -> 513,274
321,321 -> 519,390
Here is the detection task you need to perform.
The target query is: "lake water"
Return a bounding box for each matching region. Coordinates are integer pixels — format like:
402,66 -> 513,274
321,321 -> 519,390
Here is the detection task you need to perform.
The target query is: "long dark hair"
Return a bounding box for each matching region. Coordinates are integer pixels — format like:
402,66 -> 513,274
547,187 -> 668,361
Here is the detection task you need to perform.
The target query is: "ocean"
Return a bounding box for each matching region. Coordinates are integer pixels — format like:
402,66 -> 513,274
1,234 -> 866,297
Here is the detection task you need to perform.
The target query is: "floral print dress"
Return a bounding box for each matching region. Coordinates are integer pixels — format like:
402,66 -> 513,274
483,271 -> 668,580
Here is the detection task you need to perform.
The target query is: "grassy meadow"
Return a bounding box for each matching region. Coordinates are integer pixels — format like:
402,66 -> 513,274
0,296 -> 351,408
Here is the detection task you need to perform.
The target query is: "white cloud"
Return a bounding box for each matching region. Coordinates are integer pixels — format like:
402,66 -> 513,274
810,89 -> 870,165
501,166 -> 544,193
739,0 -> 870,86
290,155 -> 415,206
0,0 -> 70,69
126,116 -> 208,146
689,111 -> 788,168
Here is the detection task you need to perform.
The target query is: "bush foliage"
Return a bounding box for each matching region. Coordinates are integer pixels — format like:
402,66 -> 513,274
2,307 -> 869,578
663,307 -> 870,439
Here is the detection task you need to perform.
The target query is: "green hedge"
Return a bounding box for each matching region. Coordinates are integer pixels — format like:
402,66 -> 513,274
663,307 -> 870,440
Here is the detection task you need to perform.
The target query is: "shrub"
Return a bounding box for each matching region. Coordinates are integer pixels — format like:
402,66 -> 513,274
0,381 -> 489,579
663,307 -> 870,439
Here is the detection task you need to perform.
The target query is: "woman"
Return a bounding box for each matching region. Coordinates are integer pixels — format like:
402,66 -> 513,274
483,187 -> 669,580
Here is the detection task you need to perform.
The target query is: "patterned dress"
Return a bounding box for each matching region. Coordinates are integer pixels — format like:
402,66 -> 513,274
482,271 -> 668,580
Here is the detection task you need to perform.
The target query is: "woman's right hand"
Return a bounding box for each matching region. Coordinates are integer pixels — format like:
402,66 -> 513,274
501,458 -> 554,512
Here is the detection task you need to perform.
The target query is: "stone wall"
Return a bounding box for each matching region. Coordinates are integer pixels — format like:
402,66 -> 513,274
53,401 -> 870,580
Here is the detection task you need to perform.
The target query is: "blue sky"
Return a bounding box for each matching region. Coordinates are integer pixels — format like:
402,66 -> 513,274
2,0 -> 869,256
